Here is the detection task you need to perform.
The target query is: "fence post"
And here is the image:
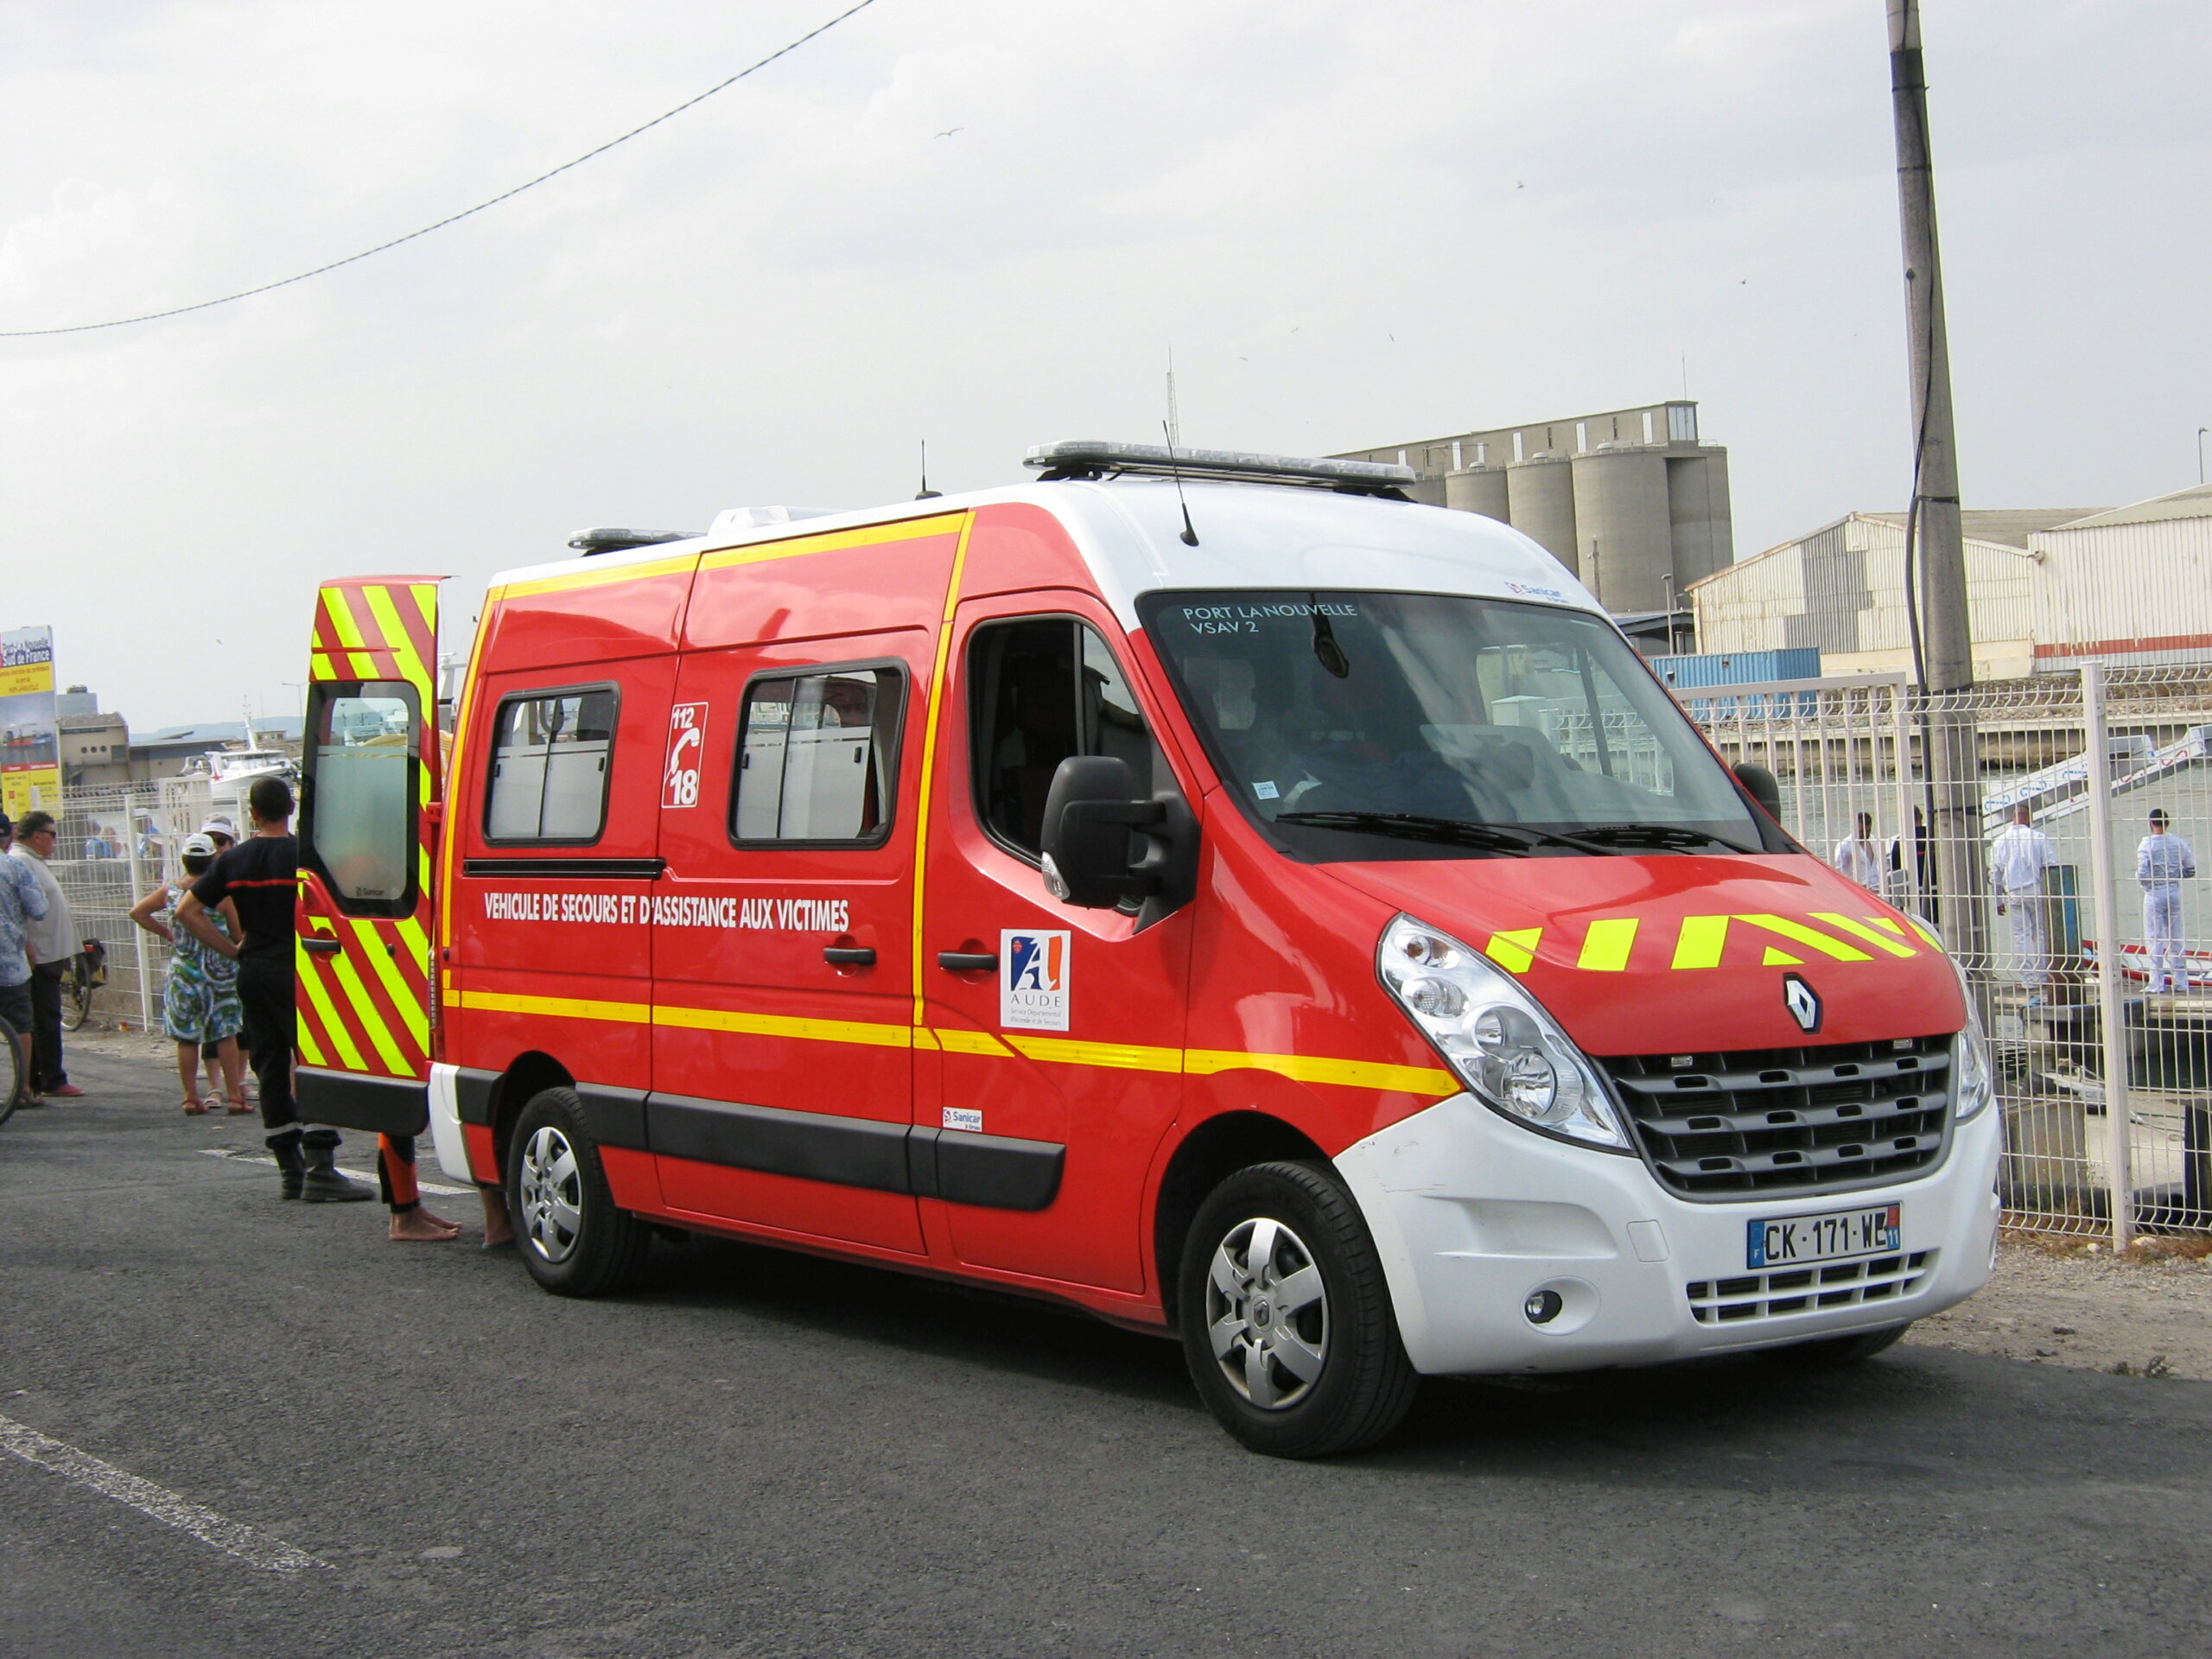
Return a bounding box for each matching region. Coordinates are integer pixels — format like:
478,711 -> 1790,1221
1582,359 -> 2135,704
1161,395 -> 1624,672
1891,685 -> 1916,907
123,804 -> 156,1032
2081,663 -> 2133,1250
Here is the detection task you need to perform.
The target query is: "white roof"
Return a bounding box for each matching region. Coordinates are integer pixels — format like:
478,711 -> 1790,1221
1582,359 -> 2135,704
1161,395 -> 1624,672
490,478 -> 1602,630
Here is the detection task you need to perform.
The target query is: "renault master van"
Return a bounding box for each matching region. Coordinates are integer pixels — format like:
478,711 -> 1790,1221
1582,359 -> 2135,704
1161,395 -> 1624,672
291,442 -> 1999,1457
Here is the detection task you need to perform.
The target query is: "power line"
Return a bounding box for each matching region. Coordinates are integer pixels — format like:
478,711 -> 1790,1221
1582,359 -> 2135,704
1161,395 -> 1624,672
1,0 -> 883,339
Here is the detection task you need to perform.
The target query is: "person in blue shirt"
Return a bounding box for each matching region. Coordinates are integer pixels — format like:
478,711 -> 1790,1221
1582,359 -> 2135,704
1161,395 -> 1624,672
0,812 -> 51,1105
2137,807 -> 2197,995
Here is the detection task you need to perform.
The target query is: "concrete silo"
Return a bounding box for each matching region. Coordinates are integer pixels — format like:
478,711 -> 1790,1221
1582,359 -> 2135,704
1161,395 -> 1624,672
1570,446 -> 1673,613
1443,466 -> 1510,522
1666,451 -> 1734,588
1505,454 -> 1580,577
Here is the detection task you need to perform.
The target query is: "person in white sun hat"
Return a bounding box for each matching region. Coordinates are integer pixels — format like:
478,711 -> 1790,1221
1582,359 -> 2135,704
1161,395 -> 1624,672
129,833 -> 250,1114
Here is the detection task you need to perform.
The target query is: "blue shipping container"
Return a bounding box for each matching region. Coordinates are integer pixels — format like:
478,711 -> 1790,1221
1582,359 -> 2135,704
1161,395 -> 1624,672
1647,648 -> 1821,689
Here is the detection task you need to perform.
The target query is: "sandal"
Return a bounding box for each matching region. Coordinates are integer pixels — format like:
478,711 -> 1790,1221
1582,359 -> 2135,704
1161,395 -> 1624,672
224,1092 -> 253,1116
181,1097 -> 211,1116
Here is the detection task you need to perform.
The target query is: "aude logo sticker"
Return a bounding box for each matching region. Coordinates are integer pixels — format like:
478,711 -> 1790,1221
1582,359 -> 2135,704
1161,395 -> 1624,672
1001,930 -> 1071,1031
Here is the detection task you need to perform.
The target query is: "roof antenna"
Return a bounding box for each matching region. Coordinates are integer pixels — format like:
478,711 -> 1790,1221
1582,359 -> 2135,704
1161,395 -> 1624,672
916,440 -> 941,500
1161,420 -> 1199,546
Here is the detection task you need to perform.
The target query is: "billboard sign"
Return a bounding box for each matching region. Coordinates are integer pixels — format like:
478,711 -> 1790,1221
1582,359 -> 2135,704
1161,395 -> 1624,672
0,626 -> 60,819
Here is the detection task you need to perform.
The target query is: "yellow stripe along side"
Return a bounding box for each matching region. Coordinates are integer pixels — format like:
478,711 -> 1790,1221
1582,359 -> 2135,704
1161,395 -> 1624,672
909,513 -> 976,1027
702,512 -> 969,573
445,990 -> 1459,1097
489,550 -> 700,603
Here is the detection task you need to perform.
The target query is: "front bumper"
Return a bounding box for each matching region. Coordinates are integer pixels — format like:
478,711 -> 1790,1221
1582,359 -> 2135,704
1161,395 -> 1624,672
1333,1090 -> 2002,1375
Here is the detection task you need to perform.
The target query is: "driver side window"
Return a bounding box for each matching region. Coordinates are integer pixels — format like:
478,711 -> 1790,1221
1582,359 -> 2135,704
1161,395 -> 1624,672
969,618 -> 1168,859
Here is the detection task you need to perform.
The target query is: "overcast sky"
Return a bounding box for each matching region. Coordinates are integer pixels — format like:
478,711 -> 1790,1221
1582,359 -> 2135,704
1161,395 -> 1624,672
5,0 -> 2207,731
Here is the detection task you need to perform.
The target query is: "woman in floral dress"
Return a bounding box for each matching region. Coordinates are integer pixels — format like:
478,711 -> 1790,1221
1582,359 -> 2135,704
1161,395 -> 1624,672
128,833 -> 249,1114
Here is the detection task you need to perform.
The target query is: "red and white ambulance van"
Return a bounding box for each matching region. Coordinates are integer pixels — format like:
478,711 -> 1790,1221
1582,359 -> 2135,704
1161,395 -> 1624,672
293,442 -> 1999,1457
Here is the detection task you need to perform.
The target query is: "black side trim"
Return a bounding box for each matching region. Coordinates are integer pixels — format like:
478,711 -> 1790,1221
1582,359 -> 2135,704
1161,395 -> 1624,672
462,857 -> 665,880
575,1083 -> 649,1152
454,1066 -> 499,1127
909,1127 -> 1065,1212
296,1067 -> 429,1136
639,1093 -> 1066,1212
646,1094 -> 912,1195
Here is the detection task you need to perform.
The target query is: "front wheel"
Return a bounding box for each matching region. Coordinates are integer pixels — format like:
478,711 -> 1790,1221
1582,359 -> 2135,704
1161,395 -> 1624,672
1178,1160 -> 1419,1459
0,1014 -> 23,1127
506,1087 -> 649,1297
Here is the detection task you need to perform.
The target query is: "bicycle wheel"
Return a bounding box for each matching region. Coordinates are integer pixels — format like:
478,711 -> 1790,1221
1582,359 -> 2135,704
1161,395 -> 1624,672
61,962 -> 93,1033
0,1013 -> 23,1128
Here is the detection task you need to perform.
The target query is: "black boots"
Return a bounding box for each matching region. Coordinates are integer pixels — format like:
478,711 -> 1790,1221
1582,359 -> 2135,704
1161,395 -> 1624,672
270,1133 -> 305,1200
301,1141 -> 374,1203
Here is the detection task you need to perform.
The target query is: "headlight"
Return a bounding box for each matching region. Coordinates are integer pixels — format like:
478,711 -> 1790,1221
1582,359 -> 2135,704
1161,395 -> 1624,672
1377,914 -> 1629,1151
1928,926 -> 1993,1122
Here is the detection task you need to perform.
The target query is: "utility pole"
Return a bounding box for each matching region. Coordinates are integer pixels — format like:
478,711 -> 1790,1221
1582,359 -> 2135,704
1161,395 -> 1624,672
1889,0 -> 1984,958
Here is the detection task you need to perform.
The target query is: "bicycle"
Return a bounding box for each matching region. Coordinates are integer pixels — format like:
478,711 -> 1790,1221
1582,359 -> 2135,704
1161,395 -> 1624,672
60,940 -> 105,1033
0,1009 -> 23,1128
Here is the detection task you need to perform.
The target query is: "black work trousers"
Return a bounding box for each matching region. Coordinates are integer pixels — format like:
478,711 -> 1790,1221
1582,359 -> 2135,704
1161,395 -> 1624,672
28,959 -> 67,1091
235,957 -> 338,1153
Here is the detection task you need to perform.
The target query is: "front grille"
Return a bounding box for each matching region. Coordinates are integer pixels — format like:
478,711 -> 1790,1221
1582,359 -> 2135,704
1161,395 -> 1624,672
1603,1035 -> 1952,1199
1688,1249 -> 1937,1324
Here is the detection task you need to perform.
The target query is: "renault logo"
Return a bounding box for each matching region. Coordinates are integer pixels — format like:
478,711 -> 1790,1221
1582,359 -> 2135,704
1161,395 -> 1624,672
1783,973 -> 1822,1034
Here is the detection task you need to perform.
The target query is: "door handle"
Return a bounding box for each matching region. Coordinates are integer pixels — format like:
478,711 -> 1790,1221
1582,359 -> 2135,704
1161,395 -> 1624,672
823,947 -> 876,967
302,938 -> 342,957
936,951 -> 998,972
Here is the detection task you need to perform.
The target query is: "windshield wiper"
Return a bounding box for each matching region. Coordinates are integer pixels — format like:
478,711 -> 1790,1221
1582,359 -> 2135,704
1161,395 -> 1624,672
1272,811 -> 1541,854
1560,823 -> 1758,855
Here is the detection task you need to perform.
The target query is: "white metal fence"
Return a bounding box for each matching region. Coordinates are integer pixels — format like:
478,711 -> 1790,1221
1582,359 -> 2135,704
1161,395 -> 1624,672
1685,664 -> 2212,1242
42,777 -> 233,1033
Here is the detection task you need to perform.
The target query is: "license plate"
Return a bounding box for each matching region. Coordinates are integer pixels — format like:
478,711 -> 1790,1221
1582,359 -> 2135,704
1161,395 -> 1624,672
1746,1204 -> 1900,1269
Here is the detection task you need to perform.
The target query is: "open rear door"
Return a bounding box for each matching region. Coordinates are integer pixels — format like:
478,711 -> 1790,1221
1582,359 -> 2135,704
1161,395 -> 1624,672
293,577 -> 443,1135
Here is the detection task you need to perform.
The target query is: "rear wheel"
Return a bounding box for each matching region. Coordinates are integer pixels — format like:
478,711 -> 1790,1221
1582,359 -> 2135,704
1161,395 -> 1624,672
1178,1160 -> 1419,1459
506,1087 -> 649,1297
61,958 -> 94,1033
1765,1323 -> 1911,1366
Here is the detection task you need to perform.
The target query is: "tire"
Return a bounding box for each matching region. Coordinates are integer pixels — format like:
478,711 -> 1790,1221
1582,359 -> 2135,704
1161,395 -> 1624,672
61,969 -> 92,1033
0,1014 -> 22,1128
506,1087 -> 650,1298
1177,1160 -> 1420,1459
1765,1323 -> 1911,1366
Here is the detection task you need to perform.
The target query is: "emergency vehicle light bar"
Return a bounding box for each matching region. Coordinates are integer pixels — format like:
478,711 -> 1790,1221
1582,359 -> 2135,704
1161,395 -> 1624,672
569,526 -> 703,557
1025,441 -> 1417,497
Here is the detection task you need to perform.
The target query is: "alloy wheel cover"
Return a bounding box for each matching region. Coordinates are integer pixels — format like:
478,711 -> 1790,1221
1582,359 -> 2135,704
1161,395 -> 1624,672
1205,1215 -> 1330,1409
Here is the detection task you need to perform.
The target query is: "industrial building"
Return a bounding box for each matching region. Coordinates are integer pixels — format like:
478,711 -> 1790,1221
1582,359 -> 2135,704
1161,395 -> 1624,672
2025,482 -> 2212,671
1333,400 -> 1732,616
1688,486 -> 2212,681
1685,509 -> 2092,681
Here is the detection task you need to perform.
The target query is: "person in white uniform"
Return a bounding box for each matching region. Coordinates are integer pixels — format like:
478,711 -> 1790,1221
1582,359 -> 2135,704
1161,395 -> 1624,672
2137,807 -> 2196,995
1989,802 -> 2057,995
1833,810 -> 1883,891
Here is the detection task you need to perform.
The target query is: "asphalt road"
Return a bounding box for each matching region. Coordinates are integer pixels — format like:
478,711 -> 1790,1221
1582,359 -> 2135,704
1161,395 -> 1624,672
3,1046 -> 2209,1659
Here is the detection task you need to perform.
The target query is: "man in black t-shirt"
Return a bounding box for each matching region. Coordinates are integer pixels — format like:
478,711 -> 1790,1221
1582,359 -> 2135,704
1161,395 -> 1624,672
178,776 -> 371,1203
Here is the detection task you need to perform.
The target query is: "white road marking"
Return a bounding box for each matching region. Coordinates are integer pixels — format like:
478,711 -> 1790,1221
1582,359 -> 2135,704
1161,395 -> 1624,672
196,1147 -> 471,1196
0,1414 -> 326,1573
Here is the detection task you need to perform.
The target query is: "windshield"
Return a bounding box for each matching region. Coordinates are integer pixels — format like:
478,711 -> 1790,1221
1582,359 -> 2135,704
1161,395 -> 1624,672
1138,590 -> 1764,859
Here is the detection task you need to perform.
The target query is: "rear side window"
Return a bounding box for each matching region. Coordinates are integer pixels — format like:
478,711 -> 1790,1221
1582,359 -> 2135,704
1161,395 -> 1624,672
484,687 -> 618,844
733,666 -> 902,845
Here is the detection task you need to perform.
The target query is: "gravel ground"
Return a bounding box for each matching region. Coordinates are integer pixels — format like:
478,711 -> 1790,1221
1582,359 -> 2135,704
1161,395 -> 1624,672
1906,1234 -> 2212,1379
54,1020 -> 2212,1382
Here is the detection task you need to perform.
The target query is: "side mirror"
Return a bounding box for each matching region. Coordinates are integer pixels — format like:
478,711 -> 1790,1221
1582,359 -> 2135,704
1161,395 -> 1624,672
1040,756 -> 1162,908
1732,761 -> 1783,823
1039,754 -> 1200,918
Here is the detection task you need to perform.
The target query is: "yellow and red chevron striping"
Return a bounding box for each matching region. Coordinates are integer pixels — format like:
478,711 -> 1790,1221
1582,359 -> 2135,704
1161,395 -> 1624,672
309,578 -> 439,694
